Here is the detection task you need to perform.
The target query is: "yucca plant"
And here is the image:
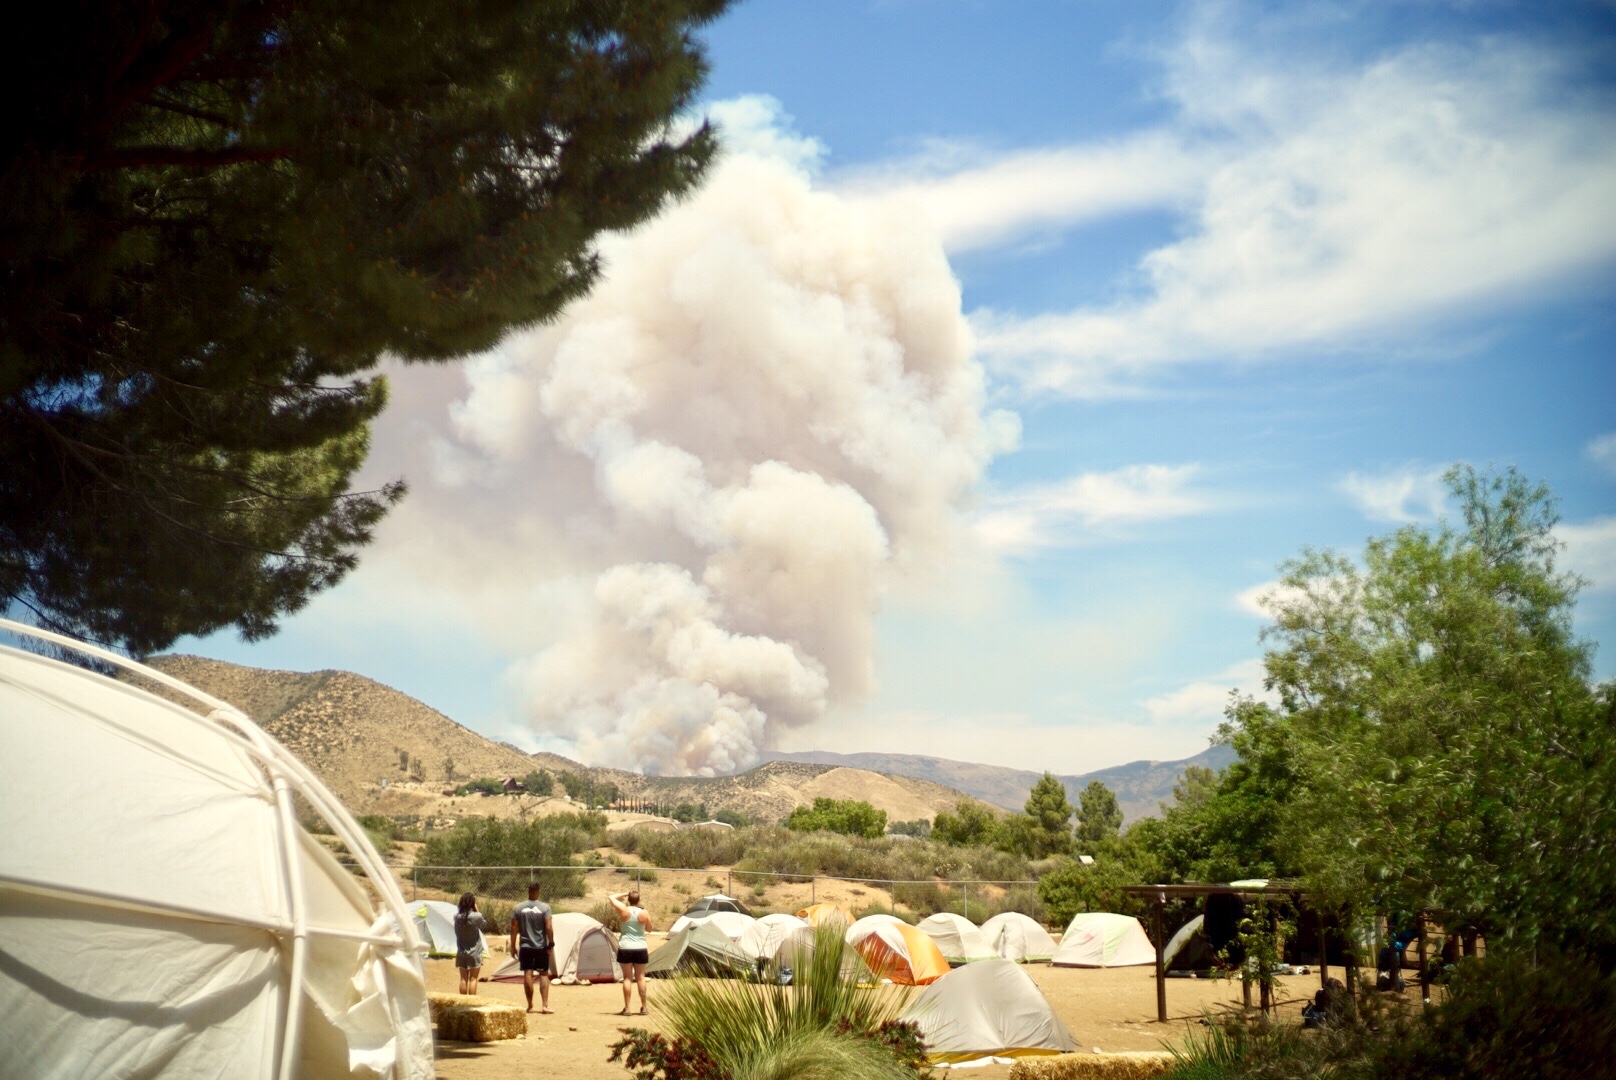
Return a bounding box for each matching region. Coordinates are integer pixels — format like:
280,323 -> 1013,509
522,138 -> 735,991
654,923 -> 922,1079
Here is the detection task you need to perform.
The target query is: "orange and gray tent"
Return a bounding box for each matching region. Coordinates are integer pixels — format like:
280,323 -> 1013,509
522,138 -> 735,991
916,912 -> 998,964
1051,912 -> 1156,968
980,912 -> 1058,963
796,902 -> 853,928
900,959 -> 1079,1063
845,916 -> 951,985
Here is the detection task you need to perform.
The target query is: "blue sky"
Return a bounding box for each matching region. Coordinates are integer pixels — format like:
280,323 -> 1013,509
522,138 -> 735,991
185,0 -> 1616,776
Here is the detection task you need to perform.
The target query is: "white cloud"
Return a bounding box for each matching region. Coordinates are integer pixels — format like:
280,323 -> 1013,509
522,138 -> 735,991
1234,579 -> 1307,620
840,132 -> 1207,253
1340,465 -> 1450,523
1143,658 -> 1270,726
962,35 -> 1616,396
1560,516 -> 1616,593
973,464 -> 1207,555
1588,433 -> 1616,477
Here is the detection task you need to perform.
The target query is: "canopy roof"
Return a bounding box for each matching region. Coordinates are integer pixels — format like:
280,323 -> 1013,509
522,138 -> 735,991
0,618 -> 432,1080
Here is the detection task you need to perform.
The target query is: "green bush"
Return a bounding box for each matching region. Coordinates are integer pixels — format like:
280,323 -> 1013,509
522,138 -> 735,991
785,798 -> 887,839
453,777 -> 505,797
412,811 -> 605,898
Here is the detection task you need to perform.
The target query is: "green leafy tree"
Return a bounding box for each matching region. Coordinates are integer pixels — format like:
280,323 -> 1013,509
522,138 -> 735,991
785,798 -> 887,839
521,769 -> 554,797
1254,465 -> 1615,957
1074,781 -> 1123,848
931,799 -> 1004,848
3,0 -> 732,653
1016,772 -> 1075,858
714,808 -> 750,828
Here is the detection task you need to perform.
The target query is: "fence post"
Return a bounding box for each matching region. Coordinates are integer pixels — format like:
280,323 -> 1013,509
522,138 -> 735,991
412,866 -> 417,902
811,875 -> 816,905
728,870 -> 733,897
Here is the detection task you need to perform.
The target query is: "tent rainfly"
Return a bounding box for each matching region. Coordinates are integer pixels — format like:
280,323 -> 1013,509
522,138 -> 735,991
1163,914 -> 1219,973
980,912 -> 1058,963
1052,912 -> 1157,968
845,917 -> 951,986
646,922 -> 754,979
900,958 -> 1079,1064
680,893 -> 751,918
916,913 -> 999,965
796,902 -> 853,928
0,618 -> 433,1080
411,899 -> 467,958
737,913 -> 813,965
490,911 -> 620,984
668,909 -> 755,939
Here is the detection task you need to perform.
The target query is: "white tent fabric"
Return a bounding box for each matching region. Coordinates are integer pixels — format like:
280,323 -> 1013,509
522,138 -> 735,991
980,913 -> 1057,963
1052,912 -> 1157,968
899,959 -> 1079,1063
668,909 -> 755,939
0,620 -> 433,1080
737,913 -> 812,963
410,900 -> 463,958
489,911 -> 621,984
916,913 -> 998,964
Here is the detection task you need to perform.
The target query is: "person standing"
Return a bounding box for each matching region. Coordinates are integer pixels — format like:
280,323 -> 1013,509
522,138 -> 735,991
509,883 -> 555,1014
453,893 -> 488,996
610,890 -> 654,1015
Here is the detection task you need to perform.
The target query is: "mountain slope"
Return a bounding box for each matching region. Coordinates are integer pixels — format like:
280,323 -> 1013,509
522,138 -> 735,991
762,743 -> 1238,822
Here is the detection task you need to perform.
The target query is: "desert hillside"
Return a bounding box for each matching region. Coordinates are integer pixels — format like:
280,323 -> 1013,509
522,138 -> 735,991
133,655 -> 982,825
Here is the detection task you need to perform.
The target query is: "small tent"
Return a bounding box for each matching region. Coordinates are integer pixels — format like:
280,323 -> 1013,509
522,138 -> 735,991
916,913 -> 998,965
1052,912 -> 1156,968
1164,915 -> 1219,973
411,899 -> 464,958
669,909 -> 755,938
900,959 -> 1080,1064
0,619 -> 432,1080
490,911 -> 621,984
796,902 -> 853,928
681,893 -> 752,918
846,917 -> 951,985
646,922 -> 754,979
738,913 -> 813,964
980,912 -> 1058,963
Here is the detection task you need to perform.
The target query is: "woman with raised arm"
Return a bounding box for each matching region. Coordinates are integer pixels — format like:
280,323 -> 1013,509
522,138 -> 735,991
610,890 -> 654,1015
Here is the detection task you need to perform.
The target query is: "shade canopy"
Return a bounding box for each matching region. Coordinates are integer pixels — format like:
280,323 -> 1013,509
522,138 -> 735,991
0,619 -> 432,1080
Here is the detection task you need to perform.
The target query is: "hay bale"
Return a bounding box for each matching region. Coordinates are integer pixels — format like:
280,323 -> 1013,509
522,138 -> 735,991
1008,1051 -> 1175,1080
426,991 -> 485,1022
435,1001 -> 527,1042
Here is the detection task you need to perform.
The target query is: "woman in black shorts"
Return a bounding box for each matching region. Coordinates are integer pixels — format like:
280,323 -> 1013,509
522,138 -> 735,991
610,890 -> 654,1014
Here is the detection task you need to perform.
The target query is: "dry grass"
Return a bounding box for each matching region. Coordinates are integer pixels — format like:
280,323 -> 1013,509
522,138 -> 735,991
1007,1052 -> 1174,1080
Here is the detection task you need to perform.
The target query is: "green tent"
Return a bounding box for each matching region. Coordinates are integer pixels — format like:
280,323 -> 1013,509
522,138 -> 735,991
646,922 -> 754,979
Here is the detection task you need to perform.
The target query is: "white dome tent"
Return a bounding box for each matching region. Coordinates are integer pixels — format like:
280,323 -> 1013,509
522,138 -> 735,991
0,619 -> 433,1079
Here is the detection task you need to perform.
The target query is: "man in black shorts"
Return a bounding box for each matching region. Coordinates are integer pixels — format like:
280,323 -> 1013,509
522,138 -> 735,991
509,883 -> 555,1013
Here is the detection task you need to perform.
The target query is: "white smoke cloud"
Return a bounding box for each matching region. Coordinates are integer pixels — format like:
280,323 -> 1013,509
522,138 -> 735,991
365,98 -> 1010,775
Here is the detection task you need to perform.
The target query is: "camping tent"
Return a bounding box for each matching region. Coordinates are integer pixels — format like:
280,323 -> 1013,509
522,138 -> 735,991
1164,915 -> 1219,973
900,959 -> 1079,1064
846,917 -> 951,985
411,899 -> 464,958
646,922 -> 754,979
916,913 -> 998,965
680,893 -> 751,918
738,913 -> 813,964
980,912 -> 1058,963
668,909 -> 755,939
1052,912 -> 1157,968
490,911 -> 621,984
0,618 -> 432,1080
796,902 -> 853,928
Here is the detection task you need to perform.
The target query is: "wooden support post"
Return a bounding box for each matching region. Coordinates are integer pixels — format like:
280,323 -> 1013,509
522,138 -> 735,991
1317,905 -> 1328,990
1153,893 -> 1168,1024
1416,912 -> 1429,1001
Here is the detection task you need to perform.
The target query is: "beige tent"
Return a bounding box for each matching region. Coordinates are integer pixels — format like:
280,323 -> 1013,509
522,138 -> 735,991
981,912 -> 1058,963
0,619 -> 432,1080
738,913 -> 813,964
489,911 -> 620,984
900,958 -> 1079,1063
668,909 -> 755,939
1052,912 -> 1157,968
916,913 -> 998,964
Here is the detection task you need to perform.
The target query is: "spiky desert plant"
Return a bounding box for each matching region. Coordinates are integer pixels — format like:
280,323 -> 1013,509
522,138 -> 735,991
656,923 -> 919,1077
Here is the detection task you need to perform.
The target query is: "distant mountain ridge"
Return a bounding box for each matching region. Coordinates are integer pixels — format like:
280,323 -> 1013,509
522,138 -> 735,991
760,743 -> 1238,823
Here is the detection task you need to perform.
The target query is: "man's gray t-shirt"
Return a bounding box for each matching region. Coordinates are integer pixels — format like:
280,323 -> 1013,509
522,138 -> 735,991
511,900 -> 551,950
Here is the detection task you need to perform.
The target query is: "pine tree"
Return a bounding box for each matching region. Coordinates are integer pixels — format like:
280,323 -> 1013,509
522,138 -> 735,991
1,0 -> 732,653
1074,780 -> 1122,847
1019,772 -> 1076,858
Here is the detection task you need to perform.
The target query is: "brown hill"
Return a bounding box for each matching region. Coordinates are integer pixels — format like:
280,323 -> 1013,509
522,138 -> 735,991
132,656 -> 983,826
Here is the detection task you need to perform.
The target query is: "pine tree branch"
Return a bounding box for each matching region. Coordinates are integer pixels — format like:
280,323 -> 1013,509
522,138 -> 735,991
84,145 -> 290,170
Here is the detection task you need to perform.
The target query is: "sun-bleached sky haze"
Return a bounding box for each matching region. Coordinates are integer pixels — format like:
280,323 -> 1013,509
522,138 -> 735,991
184,0 -> 1616,777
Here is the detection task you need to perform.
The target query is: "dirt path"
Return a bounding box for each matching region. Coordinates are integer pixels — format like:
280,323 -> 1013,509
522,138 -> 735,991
427,958 -> 1324,1079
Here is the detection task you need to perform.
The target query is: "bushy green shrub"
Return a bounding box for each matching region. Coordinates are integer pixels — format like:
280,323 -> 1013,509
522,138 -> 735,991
412,811 -> 605,898
785,798 -> 887,839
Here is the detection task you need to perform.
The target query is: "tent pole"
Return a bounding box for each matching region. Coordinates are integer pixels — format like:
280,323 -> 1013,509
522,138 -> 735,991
272,773 -> 310,1080
1153,892 -> 1167,1023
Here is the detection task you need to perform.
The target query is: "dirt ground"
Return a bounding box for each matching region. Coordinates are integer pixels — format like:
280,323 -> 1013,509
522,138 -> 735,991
425,953 -> 1326,1080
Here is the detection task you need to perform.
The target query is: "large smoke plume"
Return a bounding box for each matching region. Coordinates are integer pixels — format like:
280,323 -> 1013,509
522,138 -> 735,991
375,101 -> 1009,775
